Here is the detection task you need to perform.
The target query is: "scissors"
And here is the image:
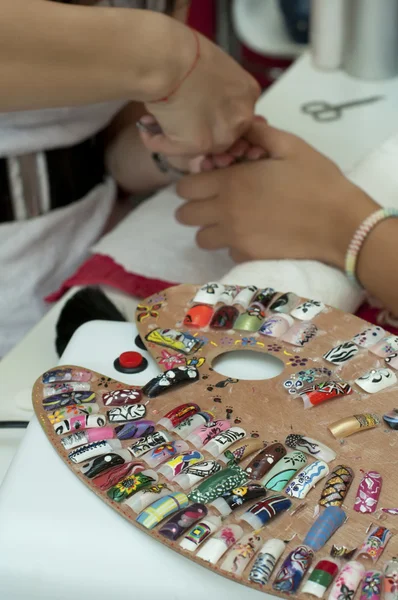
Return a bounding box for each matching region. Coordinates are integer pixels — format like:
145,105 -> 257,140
301,95 -> 384,122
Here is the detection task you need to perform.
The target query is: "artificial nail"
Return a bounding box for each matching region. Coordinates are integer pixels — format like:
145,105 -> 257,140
261,450 -> 307,491
249,539 -> 286,586
42,391 -> 96,411
184,304 -> 214,328
61,427 -> 115,450
179,515 -> 222,552
238,495 -> 292,529
291,299 -> 325,321
157,403 -> 200,431
114,420 -> 155,440
211,483 -> 266,516
47,403 -> 100,425
143,440 -> 189,469
68,439 -> 122,464
329,413 -> 380,439
369,335 -> 398,358
42,368 -> 93,384
219,437 -> 264,464
319,465 -> 354,506
92,461 -> 146,491
323,341 -> 359,365
202,427 -> 246,457
136,492 -> 189,530
216,285 -> 239,306
186,419 -> 230,448
352,326 -> 385,348
102,388 -> 142,406
301,558 -> 339,598
174,460 -> 221,490
259,314 -> 295,337
245,442 -> 286,479
330,545 -> 357,560
125,483 -> 172,513
157,449 -> 204,481
285,434 -> 336,463
107,470 -> 157,502
383,408 -> 398,429
159,503 -> 208,541
220,531 -> 262,576
355,367 -> 397,393
270,292 -> 299,313
173,410 -> 214,438
299,381 -> 352,409
54,413 -> 106,435
360,570 -> 383,600
273,545 -> 314,594
81,450 -> 132,478
210,305 -> 239,329
385,353 -> 398,370
328,561 -> 365,600
145,327 -> 203,354
129,431 -> 173,459
107,404 -> 146,423
354,471 -> 382,513
196,525 -> 243,564
142,365 -> 199,398
285,460 -> 329,499
357,525 -> 392,563
253,287 -> 277,308
303,506 -> 346,551
384,557 -> 398,600
283,367 -> 332,396
192,282 -> 225,306
136,116 -> 162,135
282,321 -> 318,347
188,464 -> 248,504
43,381 -> 91,398
234,303 -> 266,332
233,285 -> 258,309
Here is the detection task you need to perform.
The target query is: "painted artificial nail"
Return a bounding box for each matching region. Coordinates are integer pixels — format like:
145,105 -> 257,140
61,427 -> 115,450
192,282 -> 225,306
285,434 -> 336,463
188,463 -> 248,504
354,471 -> 382,513
92,461 -> 146,491
129,431 -> 173,459
47,403 -> 100,425
107,404 -> 146,423
219,437 -> 264,465
281,322 -> 318,347
245,442 -> 286,479
330,545 -> 357,560
283,367 -> 332,396
220,531 -> 262,576
357,525 -> 392,563
211,483 -> 266,517
355,368 -> 397,393
352,326 -> 385,348
68,439 -> 122,464
210,305 -> 239,330
124,483 -> 172,513
360,570 -> 383,600
184,304 -> 214,328
158,503 -> 208,541
259,314 -> 295,337
319,465 -> 354,507
216,285 -> 239,306
136,492 -> 189,530
143,440 -> 189,469
303,506 -> 346,551
253,287 -> 277,308
383,408 -> 398,429
202,427 -> 246,457
43,381 -> 91,398
114,420 -> 155,441
385,353 -> 398,370
196,524 -> 243,564
369,335 -> 398,358
285,460 -> 329,499
323,341 -> 359,365
261,450 -> 307,491
299,381 -> 352,409
233,285 -> 258,309
270,292 -> 300,313
291,299 -> 325,321
157,403 -> 200,431
102,388 -> 142,406
273,544 -> 314,594
328,561 -> 365,600
384,557 -> 398,600
248,539 -> 286,586
301,558 -> 339,598
329,413 -> 380,439
145,327 -> 203,354
42,391 -> 96,411
142,365 -> 199,398
173,411 -> 214,439
186,419 -> 230,449
54,413 -> 106,435
157,450 -> 204,481
234,303 -> 266,332
238,495 -> 292,529
80,450 -> 131,479
382,508 -> 398,515
174,460 -> 221,490
42,368 -> 93,384
107,470 -> 157,502
179,515 -> 222,552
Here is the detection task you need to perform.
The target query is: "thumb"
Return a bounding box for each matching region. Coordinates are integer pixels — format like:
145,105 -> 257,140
244,121 -> 298,159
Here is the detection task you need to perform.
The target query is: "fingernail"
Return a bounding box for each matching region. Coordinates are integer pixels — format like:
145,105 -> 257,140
303,506 -> 346,551
255,115 -> 267,122
285,461 -> 329,499
355,367 -> 397,393
247,148 -> 266,160
136,117 -> 162,135
319,465 -> 354,507
273,545 -> 314,594
261,451 -> 307,492
357,525 -> 392,563
354,470 -> 382,514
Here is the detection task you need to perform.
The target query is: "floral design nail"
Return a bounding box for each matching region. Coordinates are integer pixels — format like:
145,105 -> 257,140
158,350 -> 186,370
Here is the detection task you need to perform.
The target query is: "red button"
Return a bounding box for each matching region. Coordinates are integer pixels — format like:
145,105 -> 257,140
119,351 -> 144,369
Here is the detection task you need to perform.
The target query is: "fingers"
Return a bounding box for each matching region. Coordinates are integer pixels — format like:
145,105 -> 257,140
176,198 -> 219,227
196,225 -> 228,250
244,122 -> 300,159
229,249 -> 249,263
177,171 -> 221,201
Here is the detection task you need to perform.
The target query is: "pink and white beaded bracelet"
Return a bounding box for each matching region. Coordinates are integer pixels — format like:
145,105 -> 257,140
345,207 -> 398,286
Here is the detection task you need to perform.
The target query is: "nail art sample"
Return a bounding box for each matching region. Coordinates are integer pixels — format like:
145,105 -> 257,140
273,544 -> 314,594
270,292 -> 299,313
355,368 -> 397,393
383,408 -> 398,429
369,335 -> 398,358
192,282 -> 225,306
48,403 -> 100,425
331,545 -> 357,560
142,365 -> 199,398
249,539 -> 286,586
158,503 -> 208,541
253,288 -> 277,308
54,413 -> 106,435
357,525 -> 392,563
354,471 -> 382,513
300,381 -> 352,409
42,368 -> 93,384
129,431 -> 173,459
107,404 -> 146,423
211,483 -> 266,516
107,470 -> 157,502
157,403 -> 200,431
281,322 -> 318,347
186,419 -> 230,448
217,285 -> 239,306
319,465 -> 354,506
233,285 -> 258,309
143,440 -> 189,469
157,450 -> 204,481
102,388 -> 142,406
179,515 -> 222,552
301,558 -> 339,598
184,304 -> 214,328
285,460 -> 329,499
173,410 -> 214,439
196,525 -> 243,564
259,314 -> 294,338
174,460 -> 221,490
360,570 -> 383,600
385,353 -> 398,370
291,300 -> 325,321
136,492 -> 189,530
125,483 -> 172,513
239,495 -> 292,529
220,532 -> 262,576
303,506 -> 346,551
234,303 -> 266,332
60,427 -> 113,450
203,427 -> 246,457
245,442 -> 286,479
43,381 -> 90,398
210,305 -> 239,330
145,328 -> 202,355
352,326 -> 385,349
261,450 -> 307,491
283,367 -> 332,396
188,464 -> 249,504
42,391 -> 96,411
219,437 -> 264,465
92,461 -> 146,491
329,413 -> 380,439
384,557 -> 398,600
68,439 -> 122,464
328,561 -> 366,600
323,342 -> 359,365
81,450 -> 131,478
285,434 -> 336,463
114,420 -> 155,441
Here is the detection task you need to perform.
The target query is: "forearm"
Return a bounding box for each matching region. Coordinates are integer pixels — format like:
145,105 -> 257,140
0,0 -> 187,111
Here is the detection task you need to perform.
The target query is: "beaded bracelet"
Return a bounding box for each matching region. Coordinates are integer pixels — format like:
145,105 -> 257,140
345,207 -> 398,287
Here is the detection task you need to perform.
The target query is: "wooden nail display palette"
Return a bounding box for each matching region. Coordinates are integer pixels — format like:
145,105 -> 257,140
33,283 -> 398,599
